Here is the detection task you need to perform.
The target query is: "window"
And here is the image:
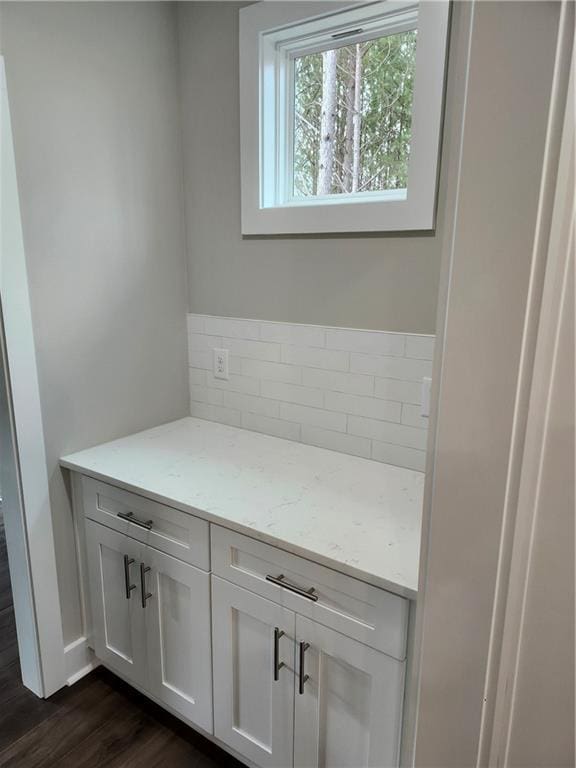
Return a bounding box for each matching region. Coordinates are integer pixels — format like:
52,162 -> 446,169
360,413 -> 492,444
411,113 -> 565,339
292,28 -> 417,200
240,1 -> 450,235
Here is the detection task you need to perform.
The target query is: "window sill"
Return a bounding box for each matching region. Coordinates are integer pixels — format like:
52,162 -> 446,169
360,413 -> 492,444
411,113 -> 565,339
241,196 -> 436,236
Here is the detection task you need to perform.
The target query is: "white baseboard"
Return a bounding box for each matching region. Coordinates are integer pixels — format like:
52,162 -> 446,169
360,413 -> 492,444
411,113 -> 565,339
63,636 -> 99,686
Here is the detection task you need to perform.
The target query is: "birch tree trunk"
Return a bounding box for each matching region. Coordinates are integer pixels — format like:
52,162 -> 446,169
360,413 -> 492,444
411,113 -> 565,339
317,48 -> 337,195
342,48 -> 356,192
351,43 -> 363,193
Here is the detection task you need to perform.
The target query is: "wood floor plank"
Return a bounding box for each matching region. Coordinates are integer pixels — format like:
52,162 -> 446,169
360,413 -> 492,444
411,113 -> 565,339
112,721 -> 242,768
0,684 -> 61,753
117,731 -> 212,768
0,677 -> 123,767
0,660 -> 23,707
0,569 -> 13,613
53,706 -> 157,768
0,608 -> 17,652
113,729 -> 192,768
0,640 -> 19,670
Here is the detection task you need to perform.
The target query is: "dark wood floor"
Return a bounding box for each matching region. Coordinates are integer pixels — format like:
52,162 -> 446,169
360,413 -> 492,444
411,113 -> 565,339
0,515 -> 244,768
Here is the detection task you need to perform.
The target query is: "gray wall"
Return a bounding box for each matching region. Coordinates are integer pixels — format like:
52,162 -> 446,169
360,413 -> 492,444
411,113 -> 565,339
177,2 -> 461,334
414,2 -> 562,765
0,1 -> 189,644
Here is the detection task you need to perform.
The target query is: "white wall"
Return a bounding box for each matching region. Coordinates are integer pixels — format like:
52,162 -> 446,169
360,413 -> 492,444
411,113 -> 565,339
505,254 -> 574,767
0,53 -> 66,695
0,1 -> 189,645
176,1 -> 464,334
0,331 -> 45,693
414,2 -> 562,765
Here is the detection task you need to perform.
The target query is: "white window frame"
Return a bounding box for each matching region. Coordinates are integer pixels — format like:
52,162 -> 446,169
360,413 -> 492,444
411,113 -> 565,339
240,1 -> 450,235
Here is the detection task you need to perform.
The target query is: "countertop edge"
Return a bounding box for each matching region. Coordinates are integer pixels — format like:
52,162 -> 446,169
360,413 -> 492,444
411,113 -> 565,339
60,457 -> 418,600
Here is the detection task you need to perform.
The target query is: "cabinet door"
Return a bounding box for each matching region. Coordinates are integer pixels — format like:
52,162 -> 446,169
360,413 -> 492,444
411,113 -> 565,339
144,545 -> 213,734
212,576 -> 295,768
294,615 -> 405,768
86,520 -> 147,688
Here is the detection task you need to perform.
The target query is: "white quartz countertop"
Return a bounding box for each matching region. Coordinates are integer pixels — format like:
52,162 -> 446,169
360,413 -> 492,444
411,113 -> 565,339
61,417 -> 423,598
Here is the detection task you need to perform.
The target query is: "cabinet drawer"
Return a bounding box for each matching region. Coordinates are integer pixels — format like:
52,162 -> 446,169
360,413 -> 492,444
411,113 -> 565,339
211,526 -> 408,659
82,476 -> 210,571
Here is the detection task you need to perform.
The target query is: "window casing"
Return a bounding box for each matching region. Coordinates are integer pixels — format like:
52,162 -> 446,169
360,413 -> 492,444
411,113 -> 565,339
240,1 -> 450,235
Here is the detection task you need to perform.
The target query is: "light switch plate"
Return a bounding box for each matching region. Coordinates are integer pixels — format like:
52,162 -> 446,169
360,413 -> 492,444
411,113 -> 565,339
213,348 -> 229,380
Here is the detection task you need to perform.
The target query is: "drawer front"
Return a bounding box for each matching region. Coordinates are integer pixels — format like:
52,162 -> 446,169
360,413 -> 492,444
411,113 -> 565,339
82,476 -> 210,571
211,526 -> 408,659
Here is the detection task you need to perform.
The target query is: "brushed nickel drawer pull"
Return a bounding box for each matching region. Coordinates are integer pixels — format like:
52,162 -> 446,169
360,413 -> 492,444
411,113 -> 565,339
117,511 -> 153,530
140,563 -> 152,608
123,555 -> 136,599
273,627 -> 285,681
299,641 -> 310,694
266,574 -> 319,602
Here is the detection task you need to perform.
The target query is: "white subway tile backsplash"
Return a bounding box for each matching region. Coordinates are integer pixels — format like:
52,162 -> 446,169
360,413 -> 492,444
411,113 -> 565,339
204,316 -> 260,340
190,401 -> 241,428
326,328 -> 405,356
260,322 -> 325,347
205,371 -> 260,396
374,377 -> 422,404
222,391 -> 280,418
188,349 -> 212,369
281,344 -> 349,372
187,315 -> 205,334
188,348 -> 242,373
350,353 -> 432,381
348,416 -> 428,450
401,403 -> 429,429
188,332 -> 221,351
189,385 -> 224,406
301,426 -> 371,459
261,380 -> 324,408
371,441 -> 427,472
241,358 -> 302,384
225,337 -> 281,362
242,413 -> 301,441
325,391 -> 401,423
279,403 -> 347,433
189,368 -> 207,387
188,314 -> 434,471
405,335 -> 435,360
302,368 -> 374,396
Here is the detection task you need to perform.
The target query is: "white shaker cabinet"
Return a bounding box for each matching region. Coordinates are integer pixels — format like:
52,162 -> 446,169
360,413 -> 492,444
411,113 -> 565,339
86,520 -> 147,689
211,575 -> 405,768
86,518 -> 213,734
294,615 -> 405,768
144,544 -> 213,733
80,477 -> 410,768
212,575 -> 296,768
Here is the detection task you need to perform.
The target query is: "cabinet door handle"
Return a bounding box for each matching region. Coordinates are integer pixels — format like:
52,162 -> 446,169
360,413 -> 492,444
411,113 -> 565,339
123,555 -> 136,599
299,641 -> 310,695
266,574 -> 319,602
273,627 -> 285,681
117,511 -> 153,531
140,563 -> 152,608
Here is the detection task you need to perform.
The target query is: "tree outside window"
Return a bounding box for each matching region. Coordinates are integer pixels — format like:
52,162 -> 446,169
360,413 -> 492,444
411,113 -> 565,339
293,29 -> 417,199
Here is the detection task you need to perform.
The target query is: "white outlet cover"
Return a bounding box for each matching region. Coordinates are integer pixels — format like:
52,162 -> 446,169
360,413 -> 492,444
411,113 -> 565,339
213,348 -> 229,380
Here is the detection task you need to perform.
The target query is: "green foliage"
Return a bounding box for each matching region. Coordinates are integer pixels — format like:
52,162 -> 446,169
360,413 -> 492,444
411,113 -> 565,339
293,29 -> 417,198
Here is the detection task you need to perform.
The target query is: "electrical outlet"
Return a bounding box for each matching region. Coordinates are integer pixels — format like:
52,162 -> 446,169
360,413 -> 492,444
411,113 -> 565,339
421,377 -> 432,418
213,348 -> 229,380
